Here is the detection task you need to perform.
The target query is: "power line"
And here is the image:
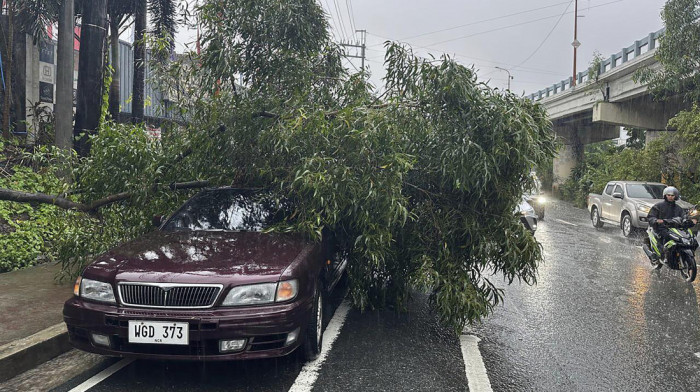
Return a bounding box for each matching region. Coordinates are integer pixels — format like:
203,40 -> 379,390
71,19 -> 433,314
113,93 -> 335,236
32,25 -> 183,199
515,0 -> 574,68
332,0 -> 348,40
345,0 -> 357,39
322,0 -> 341,40
422,0 -> 621,48
396,0 -> 573,42
366,32 -> 562,76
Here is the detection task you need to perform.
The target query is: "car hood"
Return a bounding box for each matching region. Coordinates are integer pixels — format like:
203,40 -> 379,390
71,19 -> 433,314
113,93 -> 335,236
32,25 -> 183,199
83,231 -> 312,285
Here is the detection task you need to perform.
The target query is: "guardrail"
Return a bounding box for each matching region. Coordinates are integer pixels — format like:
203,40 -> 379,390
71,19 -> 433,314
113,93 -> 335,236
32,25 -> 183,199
528,27 -> 665,101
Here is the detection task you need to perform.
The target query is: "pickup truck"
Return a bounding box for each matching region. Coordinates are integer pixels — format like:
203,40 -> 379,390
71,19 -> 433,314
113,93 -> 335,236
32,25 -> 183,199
587,181 -> 695,237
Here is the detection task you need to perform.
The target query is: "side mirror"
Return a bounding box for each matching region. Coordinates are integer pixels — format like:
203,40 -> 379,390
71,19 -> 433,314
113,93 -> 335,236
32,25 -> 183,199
152,215 -> 163,227
612,192 -> 623,199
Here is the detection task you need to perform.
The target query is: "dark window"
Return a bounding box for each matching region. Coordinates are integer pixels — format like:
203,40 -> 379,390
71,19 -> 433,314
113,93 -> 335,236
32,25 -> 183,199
604,184 -> 614,195
626,184 -> 666,199
162,189 -> 287,232
613,185 -> 623,195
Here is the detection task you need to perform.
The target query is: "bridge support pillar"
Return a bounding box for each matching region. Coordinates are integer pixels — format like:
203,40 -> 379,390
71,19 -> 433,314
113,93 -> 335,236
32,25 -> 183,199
551,123 -> 618,194
552,143 -> 581,195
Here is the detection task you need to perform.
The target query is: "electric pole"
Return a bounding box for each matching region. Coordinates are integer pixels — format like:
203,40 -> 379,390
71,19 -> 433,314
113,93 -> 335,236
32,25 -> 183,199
339,29 -> 366,75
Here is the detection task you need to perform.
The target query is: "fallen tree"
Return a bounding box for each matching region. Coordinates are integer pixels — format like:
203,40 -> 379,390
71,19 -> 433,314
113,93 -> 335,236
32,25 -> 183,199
0,0 -> 557,331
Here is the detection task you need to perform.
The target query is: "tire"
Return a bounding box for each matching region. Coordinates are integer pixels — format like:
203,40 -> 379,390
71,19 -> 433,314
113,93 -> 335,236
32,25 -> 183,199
591,207 -> 603,228
535,205 -> 545,220
621,213 -> 634,237
680,252 -> 697,283
302,284 -> 323,361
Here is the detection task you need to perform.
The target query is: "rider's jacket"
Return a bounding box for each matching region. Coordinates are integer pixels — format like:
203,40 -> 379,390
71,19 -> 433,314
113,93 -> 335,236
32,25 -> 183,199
648,200 -> 688,230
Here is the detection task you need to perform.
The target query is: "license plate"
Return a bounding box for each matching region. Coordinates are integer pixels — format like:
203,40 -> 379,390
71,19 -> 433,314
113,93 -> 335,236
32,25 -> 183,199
128,321 -> 189,345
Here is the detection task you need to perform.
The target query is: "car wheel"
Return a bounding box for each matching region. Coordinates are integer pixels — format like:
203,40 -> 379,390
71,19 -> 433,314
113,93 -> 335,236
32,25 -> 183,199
621,214 -> 634,237
302,284 -> 323,361
591,207 -> 603,228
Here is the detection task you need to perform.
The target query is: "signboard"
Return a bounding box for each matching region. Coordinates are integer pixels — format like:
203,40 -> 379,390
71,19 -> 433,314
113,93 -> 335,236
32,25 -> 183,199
39,82 -> 54,103
39,41 -> 54,63
39,63 -> 54,83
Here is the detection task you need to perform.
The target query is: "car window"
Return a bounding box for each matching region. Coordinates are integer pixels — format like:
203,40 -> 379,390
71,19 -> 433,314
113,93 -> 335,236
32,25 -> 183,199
613,185 -> 623,195
626,184 -> 666,199
162,189 -> 288,232
604,184 -> 614,195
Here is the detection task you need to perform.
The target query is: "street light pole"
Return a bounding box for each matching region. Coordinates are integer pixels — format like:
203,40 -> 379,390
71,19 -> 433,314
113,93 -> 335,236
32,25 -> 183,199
495,66 -> 513,90
572,0 -> 580,87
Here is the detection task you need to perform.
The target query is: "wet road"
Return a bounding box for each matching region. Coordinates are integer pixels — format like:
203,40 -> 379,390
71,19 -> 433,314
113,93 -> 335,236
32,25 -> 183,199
10,200 -> 700,391
472,200 -> 700,391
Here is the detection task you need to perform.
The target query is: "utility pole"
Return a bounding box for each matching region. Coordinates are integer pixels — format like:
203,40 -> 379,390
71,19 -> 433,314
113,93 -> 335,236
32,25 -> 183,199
572,0 -> 580,87
494,66 -> 513,90
339,29 -> 366,74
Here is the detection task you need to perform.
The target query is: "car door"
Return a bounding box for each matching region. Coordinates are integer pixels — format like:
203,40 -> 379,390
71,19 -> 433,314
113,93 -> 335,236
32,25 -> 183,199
605,184 -> 624,222
600,183 -> 615,220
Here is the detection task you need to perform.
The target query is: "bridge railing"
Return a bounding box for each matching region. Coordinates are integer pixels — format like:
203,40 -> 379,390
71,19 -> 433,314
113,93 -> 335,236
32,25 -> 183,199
527,27 -> 665,101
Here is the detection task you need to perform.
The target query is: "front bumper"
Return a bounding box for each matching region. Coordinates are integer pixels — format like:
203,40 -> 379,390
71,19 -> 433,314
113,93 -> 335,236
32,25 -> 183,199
636,212 -> 650,229
63,296 -> 313,361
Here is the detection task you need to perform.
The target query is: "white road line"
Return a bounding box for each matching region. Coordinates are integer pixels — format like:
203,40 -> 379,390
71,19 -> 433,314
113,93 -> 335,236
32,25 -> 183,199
553,218 -> 578,227
459,335 -> 493,392
68,358 -> 135,392
695,352 -> 700,359
288,299 -> 352,392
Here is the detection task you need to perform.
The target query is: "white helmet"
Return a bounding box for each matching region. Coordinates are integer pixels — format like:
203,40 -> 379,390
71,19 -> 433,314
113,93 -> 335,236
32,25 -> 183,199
663,186 -> 679,200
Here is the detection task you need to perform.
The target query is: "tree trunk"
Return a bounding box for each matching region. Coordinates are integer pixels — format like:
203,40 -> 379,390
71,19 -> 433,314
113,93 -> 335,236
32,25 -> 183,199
132,0 -> 146,124
55,0 -> 75,150
73,0 -> 108,157
2,4 -> 14,139
108,16 -> 121,121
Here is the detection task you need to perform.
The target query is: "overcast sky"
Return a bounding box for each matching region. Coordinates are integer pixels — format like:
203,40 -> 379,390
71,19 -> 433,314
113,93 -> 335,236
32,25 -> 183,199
176,0 -> 669,96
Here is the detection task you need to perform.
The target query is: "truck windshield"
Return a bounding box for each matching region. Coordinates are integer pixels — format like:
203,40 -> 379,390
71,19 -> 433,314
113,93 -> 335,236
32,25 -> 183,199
626,184 -> 666,199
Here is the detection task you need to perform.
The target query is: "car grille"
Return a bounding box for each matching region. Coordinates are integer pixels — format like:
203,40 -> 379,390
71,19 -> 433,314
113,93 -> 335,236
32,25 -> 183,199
118,283 -> 223,309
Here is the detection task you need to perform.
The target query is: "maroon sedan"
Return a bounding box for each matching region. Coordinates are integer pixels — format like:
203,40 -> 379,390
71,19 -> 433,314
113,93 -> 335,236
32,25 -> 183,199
63,188 -> 347,361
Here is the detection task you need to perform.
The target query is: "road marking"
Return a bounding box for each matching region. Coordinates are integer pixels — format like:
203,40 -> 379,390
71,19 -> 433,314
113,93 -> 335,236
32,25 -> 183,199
288,299 -> 352,392
68,358 -> 134,392
459,335 -> 493,392
695,352 -> 700,359
553,218 -> 578,227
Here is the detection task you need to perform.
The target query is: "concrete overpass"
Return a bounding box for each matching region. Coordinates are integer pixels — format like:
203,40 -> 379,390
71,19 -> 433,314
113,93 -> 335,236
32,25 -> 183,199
528,28 -> 687,191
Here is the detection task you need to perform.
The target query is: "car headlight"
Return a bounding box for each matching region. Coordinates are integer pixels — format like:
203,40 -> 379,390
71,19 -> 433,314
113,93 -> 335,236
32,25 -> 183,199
637,205 -> 651,214
222,279 -> 298,306
79,278 -> 116,304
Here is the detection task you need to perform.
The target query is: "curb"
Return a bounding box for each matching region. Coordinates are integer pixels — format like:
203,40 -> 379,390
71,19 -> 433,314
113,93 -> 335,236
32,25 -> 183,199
0,323 -> 71,383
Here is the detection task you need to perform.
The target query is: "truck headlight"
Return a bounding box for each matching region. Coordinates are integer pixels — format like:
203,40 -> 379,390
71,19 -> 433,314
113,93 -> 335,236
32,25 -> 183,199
222,280 -> 298,306
80,278 -> 116,304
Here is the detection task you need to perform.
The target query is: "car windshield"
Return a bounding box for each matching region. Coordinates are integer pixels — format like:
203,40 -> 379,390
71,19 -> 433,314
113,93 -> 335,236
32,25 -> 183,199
626,184 -> 666,199
162,189 -> 287,232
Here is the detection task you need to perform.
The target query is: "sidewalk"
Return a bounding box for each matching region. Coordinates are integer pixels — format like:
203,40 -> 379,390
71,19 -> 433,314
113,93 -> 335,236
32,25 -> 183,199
0,262 -> 74,382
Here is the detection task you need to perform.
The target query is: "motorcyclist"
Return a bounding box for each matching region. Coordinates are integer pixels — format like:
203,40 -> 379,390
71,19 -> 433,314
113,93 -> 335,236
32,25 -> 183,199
646,186 -> 697,261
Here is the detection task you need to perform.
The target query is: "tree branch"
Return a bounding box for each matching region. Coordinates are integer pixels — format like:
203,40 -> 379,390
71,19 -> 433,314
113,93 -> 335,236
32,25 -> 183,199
0,181 -> 211,213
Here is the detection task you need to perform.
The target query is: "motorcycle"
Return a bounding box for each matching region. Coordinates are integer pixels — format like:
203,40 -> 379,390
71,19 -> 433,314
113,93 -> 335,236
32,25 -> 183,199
642,216 -> 698,282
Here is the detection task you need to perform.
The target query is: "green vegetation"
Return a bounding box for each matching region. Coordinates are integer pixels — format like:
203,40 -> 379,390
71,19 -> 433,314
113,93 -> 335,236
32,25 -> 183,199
0,146 -> 63,271
559,123 -> 700,208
